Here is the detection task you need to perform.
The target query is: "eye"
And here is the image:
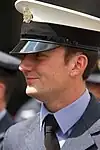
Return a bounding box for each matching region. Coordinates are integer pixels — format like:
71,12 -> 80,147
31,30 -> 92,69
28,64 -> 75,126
36,53 -> 48,60
19,54 -> 26,60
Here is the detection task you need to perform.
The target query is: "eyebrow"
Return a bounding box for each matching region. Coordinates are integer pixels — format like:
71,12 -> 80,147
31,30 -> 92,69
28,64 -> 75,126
38,50 -> 52,56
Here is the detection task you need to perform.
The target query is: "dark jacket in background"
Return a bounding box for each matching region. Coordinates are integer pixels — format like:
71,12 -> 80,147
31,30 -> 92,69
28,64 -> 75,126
0,112 -> 14,149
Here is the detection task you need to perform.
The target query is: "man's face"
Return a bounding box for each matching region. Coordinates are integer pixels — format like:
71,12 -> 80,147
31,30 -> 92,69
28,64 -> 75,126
19,47 -> 72,101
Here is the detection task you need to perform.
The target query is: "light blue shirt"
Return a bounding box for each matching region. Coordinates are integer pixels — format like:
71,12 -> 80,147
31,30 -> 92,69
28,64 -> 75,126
0,109 -> 6,121
40,89 -> 90,148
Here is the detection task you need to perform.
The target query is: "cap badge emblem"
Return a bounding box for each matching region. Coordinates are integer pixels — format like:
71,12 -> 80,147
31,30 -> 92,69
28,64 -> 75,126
23,7 -> 33,23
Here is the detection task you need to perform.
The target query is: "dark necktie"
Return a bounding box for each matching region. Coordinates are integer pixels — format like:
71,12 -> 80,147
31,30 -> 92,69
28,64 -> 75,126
44,114 -> 60,150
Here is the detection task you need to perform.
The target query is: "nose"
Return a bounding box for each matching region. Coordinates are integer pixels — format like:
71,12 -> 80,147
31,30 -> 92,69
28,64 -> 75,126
19,55 -> 35,73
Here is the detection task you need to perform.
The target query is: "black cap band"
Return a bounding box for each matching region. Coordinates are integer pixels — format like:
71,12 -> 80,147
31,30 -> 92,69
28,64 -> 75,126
10,22 -> 100,54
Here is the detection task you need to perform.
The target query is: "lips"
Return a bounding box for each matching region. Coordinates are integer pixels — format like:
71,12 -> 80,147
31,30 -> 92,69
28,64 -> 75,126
27,77 -> 38,80
26,77 -> 39,84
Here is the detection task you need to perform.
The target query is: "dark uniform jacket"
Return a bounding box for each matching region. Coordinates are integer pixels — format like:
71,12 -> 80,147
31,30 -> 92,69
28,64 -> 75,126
2,94 -> 100,150
0,112 -> 14,149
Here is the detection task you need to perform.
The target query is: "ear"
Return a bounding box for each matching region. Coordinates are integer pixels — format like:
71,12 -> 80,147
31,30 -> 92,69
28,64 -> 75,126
69,54 -> 88,77
0,83 -> 6,99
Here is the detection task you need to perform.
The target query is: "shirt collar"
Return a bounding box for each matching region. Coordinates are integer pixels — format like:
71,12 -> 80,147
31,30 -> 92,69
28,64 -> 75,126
40,89 -> 90,134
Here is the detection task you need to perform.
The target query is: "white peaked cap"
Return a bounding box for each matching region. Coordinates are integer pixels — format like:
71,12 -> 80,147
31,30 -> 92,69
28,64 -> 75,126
15,0 -> 100,32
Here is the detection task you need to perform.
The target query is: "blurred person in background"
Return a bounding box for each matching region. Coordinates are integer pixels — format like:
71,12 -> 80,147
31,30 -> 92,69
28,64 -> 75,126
86,58 -> 100,100
15,98 -> 41,122
0,51 -> 20,148
7,67 -> 29,117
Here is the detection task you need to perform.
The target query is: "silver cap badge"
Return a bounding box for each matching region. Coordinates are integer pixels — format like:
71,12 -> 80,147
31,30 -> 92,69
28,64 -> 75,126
23,7 -> 33,23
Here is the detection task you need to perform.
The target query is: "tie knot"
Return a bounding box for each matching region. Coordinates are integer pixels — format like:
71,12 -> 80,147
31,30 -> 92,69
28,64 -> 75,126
44,114 -> 59,132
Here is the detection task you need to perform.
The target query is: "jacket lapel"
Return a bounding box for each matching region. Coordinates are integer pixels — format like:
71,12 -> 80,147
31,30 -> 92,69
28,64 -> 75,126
62,131 -> 95,150
62,94 -> 100,150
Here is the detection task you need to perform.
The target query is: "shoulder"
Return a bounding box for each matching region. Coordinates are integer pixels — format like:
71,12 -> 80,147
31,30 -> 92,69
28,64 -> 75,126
6,112 -> 39,135
3,113 -> 40,150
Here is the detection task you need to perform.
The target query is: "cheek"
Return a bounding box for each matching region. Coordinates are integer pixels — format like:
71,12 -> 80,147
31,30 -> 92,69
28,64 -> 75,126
38,64 -> 66,84
36,59 -> 67,81
36,61 -> 53,74
37,64 -> 54,80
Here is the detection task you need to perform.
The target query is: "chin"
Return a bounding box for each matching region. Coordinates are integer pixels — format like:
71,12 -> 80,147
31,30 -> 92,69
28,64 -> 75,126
26,86 -> 47,103
26,85 -> 42,98
26,86 -> 38,96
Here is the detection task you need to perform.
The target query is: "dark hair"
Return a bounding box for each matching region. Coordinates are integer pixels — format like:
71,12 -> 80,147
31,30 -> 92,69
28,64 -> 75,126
0,68 -> 18,103
64,47 -> 98,80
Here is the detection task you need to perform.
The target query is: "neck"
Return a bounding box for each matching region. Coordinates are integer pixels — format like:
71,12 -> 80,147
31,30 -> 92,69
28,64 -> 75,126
44,81 -> 86,113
